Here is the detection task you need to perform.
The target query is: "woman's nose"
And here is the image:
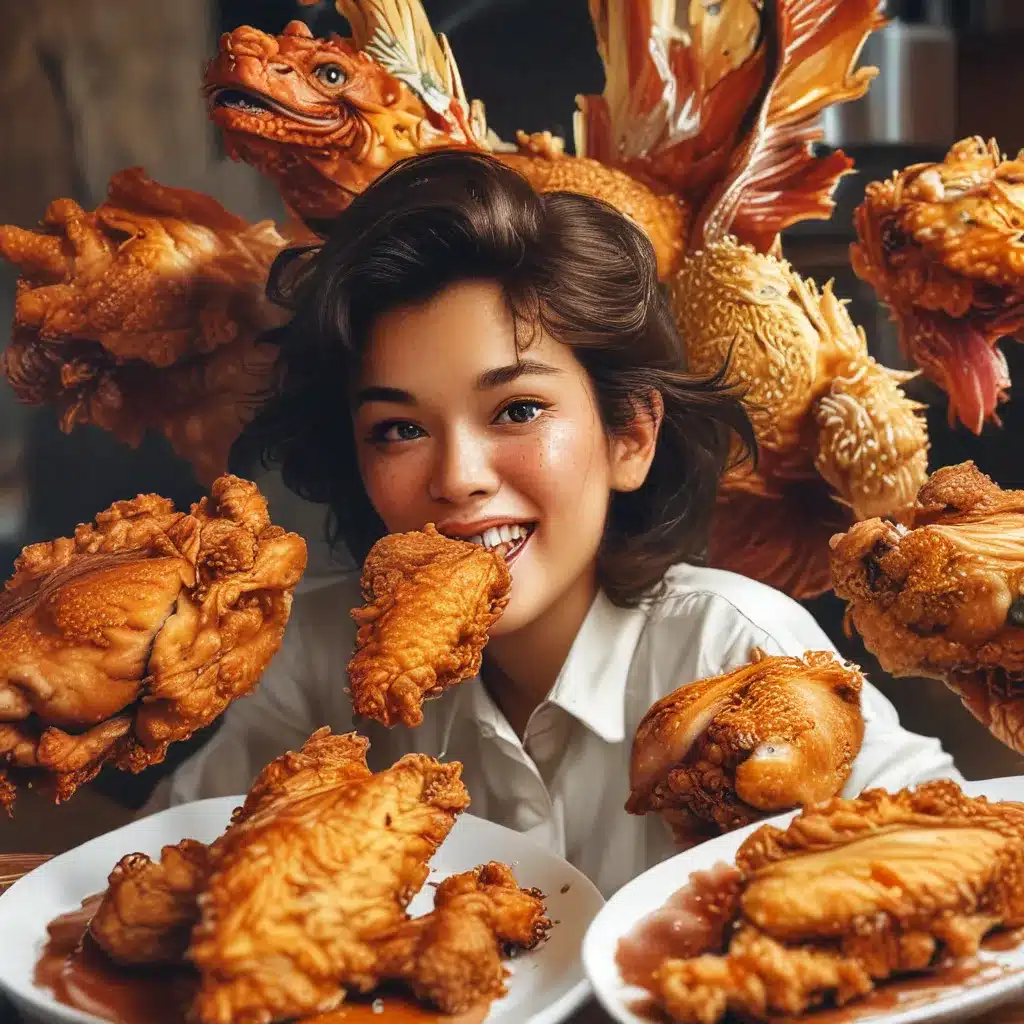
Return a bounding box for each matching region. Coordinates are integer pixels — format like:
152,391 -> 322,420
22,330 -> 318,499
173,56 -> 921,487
427,428 -> 498,503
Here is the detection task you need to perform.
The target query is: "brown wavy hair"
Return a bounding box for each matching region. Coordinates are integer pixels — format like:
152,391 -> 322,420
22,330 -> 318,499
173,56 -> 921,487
235,150 -> 756,606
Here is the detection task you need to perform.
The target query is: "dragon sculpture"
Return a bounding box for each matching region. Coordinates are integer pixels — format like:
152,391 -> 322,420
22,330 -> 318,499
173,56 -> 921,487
0,0 -> 926,598
852,136 -> 1024,435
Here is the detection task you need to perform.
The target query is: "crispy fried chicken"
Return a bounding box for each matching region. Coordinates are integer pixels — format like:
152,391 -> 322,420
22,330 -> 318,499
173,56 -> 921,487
627,649 -> 865,846
830,461 -> 1024,753
84,728 -> 549,1023
0,475 -> 307,813
852,137 -> 1024,433
373,862 -> 551,1014
347,524 -> 511,728
632,780 -> 1024,1023
0,169 -> 288,484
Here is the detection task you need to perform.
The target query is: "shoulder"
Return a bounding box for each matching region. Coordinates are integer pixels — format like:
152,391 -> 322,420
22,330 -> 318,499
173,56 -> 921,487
637,564 -> 837,673
647,564 -> 831,643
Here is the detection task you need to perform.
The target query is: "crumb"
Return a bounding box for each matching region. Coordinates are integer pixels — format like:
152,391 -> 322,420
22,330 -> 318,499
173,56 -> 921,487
559,883 -> 571,894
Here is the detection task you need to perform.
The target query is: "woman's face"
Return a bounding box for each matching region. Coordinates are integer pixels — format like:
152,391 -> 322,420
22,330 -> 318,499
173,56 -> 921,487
353,279 -> 637,634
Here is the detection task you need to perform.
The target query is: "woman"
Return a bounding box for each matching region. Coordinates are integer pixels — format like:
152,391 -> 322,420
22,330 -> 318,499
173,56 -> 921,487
147,151 -> 958,898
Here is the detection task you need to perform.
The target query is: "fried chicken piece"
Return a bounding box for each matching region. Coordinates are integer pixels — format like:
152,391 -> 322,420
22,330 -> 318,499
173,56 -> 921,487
852,136 -> 1024,433
0,168 -> 289,484
641,780 -> 1024,1023
0,475 -> 307,813
187,738 -> 470,1024
347,524 -> 511,728
830,461 -> 1024,753
672,236 -> 929,599
88,840 -> 212,966
627,649 -> 864,847
373,861 -> 551,1014
88,729 -> 371,967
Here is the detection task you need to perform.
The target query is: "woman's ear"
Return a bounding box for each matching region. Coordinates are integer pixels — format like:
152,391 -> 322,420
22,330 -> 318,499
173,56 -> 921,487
609,390 -> 664,492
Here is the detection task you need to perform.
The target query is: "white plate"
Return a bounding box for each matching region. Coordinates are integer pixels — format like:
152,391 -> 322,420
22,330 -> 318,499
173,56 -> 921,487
584,775 -> 1024,1024
0,797 -> 604,1024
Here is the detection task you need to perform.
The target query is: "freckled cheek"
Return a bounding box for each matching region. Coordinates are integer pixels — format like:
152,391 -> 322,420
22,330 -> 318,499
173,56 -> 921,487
498,420 -> 605,504
358,451 -> 431,525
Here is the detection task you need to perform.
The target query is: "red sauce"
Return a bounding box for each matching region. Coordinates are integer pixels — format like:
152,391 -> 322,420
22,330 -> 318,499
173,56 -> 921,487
615,862 -> 742,988
34,896 -> 489,1024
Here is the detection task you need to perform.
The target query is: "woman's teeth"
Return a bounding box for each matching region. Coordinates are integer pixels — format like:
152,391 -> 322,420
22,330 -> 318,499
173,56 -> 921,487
465,523 -> 533,559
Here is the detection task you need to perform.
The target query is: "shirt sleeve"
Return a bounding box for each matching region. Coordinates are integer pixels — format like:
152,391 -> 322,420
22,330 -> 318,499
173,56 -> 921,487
749,603 -> 965,791
139,585 -> 354,815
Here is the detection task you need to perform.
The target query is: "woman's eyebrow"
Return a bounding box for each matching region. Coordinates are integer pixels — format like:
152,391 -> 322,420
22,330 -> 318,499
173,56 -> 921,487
476,360 -> 562,389
354,385 -> 414,407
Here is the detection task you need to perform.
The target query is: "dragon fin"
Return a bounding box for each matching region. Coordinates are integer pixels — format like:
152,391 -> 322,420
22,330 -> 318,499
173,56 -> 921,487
576,0 -> 886,253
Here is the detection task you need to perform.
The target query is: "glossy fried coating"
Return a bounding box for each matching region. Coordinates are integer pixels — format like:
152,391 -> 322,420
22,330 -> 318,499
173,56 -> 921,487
831,461 -> 1024,753
89,840 -> 212,965
627,649 -> 864,847
88,730 -> 372,967
673,236 -> 928,600
644,781 -> 1024,1023
0,168 -> 287,484
852,137 -> 1024,433
373,861 -> 551,1014
0,475 -> 307,813
347,524 -> 511,728
187,736 -> 470,1024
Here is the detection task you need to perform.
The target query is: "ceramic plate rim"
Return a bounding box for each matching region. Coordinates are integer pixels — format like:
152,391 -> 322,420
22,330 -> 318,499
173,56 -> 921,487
0,796 -> 604,1024
583,775 -> 1024,1024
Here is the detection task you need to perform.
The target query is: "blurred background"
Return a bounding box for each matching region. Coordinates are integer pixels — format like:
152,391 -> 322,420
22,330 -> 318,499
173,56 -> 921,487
0,0 -> 1021,852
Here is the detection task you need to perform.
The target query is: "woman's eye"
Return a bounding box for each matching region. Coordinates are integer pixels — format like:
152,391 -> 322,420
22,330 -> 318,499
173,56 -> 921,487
371,421 -> 424,443
495,400 -> 545,425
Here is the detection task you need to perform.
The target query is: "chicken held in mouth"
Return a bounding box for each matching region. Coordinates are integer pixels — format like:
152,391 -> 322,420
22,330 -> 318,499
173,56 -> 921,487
628,780 -> 1024,1023
830,460 -> 1024,753
627,649 -> 865,847
0,475 -> 307,813
347,523 -> 513,728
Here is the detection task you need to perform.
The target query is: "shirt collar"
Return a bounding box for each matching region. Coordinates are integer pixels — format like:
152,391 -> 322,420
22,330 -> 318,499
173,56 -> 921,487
438,588 -> 648,749
545,588 -> 648,743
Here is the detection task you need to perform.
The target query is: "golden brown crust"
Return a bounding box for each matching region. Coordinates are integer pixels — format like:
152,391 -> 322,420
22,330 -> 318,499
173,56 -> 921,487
0,169 -> 286,484
830,461 -> 1024,752
372,861 -> 552,1014
188,735 -> 471,1024
89,840 -> 212,966
0,475 -> 308,812
672,236 -> 929,599
347,524 -> 511,728
627,648 -> 864,846
852,137 -> 1024,433
643,780 -> 1024,1023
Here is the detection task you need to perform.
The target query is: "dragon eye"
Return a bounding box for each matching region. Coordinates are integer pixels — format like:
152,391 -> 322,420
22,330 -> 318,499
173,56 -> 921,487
315,64 -> 345,86
705,1 -> 722,14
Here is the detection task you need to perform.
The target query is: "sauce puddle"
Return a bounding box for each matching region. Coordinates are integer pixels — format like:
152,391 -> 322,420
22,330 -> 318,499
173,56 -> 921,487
35,895 -> 488,1024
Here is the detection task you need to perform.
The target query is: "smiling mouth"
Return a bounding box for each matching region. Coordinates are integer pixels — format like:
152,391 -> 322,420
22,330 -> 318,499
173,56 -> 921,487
448,523 -> 536,563
210,88 -> 339,126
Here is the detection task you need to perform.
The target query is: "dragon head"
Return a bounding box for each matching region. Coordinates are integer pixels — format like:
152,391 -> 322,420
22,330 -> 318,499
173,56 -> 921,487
852,136 -> 1024,433
204,13 -> 490,222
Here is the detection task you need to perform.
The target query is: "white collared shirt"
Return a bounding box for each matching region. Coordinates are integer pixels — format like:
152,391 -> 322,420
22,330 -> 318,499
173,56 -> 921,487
152,563 -> 961,897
